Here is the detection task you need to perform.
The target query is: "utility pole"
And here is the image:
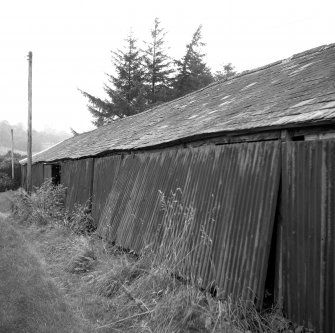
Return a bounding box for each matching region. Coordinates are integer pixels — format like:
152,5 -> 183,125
11,129 -> 14,180
27,51 -> 32,193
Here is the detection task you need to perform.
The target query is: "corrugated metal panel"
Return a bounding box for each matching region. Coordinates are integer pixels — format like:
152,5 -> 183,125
92,155 -> 122,225
43,164 -> 52,181
61,159 -> 94,211
324,141 -> 335,333
210,142 -> 280,303
32,163 -> 44,188
280,140 -> 335,333
97,141 -> 280,302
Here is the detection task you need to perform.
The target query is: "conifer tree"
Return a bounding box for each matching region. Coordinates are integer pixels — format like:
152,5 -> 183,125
173,25 -> 214,98
214,63 -> 236,81
143,18 -> 174,105
80,32 -> 146,126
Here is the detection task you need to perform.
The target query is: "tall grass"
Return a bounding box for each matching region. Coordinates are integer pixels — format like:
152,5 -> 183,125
11,183 -> 293,332
0,204 -> 90,332
90,190 -> 289,332
13,179 -> 66,225
64,201 -> 96,235
13,179 -> 95,235
149,189 -> 212,284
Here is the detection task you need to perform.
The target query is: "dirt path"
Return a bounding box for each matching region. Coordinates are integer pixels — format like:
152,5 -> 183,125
0,192 -> 89,333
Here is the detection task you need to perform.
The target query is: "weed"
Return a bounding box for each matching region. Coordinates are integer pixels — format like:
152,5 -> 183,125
89,254 -> 150,298
12,179 -> 66,225
13,180 -> 95,235
65,237 -> 96,274
64,201 -> 96,235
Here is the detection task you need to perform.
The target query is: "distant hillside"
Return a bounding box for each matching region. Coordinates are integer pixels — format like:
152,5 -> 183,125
0,120 -> 70,155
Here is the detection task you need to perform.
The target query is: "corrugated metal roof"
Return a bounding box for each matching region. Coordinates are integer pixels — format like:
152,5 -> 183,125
97,141 -> 280,302
24,43 -> 335,164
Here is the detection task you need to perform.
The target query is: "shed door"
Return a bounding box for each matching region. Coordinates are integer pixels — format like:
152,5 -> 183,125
280,140 -> 335,333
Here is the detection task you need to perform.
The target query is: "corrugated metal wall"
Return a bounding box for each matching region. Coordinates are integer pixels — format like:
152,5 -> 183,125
24,137 -> 335,330
43,164 -> 52,181
32,163 -> 44,188
280,140 -> 335,333
324,141 -> 335,333
97,141 -> 281,302
22,164 -> 56,190
61,159 -> 94,211
92,155 -> 122,225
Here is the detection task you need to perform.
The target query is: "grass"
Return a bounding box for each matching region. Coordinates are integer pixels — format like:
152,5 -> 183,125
0,215 -> 90,333
2,185 -> 296,333
0,190 -> 14,215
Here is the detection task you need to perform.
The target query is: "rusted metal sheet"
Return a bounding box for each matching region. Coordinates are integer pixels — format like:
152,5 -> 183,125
43,164 -> 52,181
92,155 -> 122,225
31,163 -> 44,188
209,142 -> 280,303
61,159 -> 94,211
97,141 -> 280,302
324,141 -> 335,333
280,140 -> 335,333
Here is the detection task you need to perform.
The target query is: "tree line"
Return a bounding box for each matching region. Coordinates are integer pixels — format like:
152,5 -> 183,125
0,120 -> 70,153
80,19 -> 236,127
0,151 -> 25,191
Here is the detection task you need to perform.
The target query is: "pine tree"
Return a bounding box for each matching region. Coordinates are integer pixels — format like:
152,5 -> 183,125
214,63 -> 237,81
173,25 -> 214,98
80,32 -> 146,126
78,91 -> 115,127
143,18 -> 174,105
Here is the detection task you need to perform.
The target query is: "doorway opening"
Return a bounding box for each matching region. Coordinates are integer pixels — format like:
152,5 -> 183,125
51,164 -> 61,186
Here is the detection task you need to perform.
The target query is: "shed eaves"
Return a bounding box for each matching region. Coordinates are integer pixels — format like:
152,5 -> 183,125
24,43 -> 335,164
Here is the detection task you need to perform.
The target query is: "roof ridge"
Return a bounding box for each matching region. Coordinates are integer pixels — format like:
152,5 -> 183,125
291,43 -> 335,60
222,43 -> 335,83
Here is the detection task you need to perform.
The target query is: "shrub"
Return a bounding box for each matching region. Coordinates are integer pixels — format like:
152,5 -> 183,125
0,172 -> 16,192
31,179 -> 67,224
0,151 -> 23,188
13,179 -> 66,225
13,179 -> 95,235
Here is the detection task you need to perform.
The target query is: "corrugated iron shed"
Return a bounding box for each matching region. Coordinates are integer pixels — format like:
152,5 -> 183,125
97,141 -> 280,304
21,43 -> 335,165
18,43 -> 335,332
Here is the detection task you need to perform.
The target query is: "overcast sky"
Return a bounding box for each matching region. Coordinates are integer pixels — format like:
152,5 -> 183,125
0,0 -> 334,133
